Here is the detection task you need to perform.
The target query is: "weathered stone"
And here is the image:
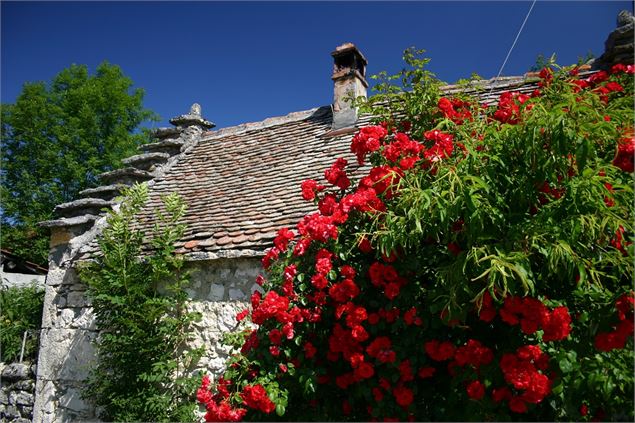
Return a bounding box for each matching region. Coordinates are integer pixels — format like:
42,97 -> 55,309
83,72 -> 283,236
151,126 -> 180,139
228,288 -> 245,300
0,390 -> 8,405
59,387 -> 88,412
122,152 -> 170,171
142,139 -> 185,155
217,303 -> 244,332
98,167 -> 153,185
233,265 -> 259,280
13,379 -> 35,391
40,413 -> 56,423
618,9 -> 634,26
14,415 -> 32,423
60,308 -> 75,327
53,198 -> 114,219
34,380 -> 58,416
41,288 -> 58,328
169,103 -> 215,130
613,42 -> 634,55
37,329 -> 96,380
209,283 -> 225,300
65,291 -> 88,308
40,214 -> 99,229
4,404 -> 20,419
2,363 -> 31,381
14,391 -> 34,406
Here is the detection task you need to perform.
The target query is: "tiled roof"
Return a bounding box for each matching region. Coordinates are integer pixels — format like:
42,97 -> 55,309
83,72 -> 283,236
71,74 -> 552,261
143,106 -> 360,258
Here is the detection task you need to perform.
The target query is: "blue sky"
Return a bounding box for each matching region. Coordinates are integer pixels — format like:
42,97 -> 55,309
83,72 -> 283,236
1,1 -> 632,129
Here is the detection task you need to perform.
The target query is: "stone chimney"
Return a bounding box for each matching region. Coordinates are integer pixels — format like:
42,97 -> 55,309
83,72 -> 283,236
593,10 -> 634,70
331,43 -> 368,130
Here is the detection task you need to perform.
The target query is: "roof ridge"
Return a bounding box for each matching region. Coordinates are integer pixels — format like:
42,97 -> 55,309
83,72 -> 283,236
201,106 -> 331,140
199,74 -> 547,142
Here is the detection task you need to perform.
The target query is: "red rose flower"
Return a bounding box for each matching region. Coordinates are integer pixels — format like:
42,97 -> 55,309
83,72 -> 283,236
425,340 -> 456,361
418,367 -> 436,379
393,386 -> 414,407
509,397 -> 528,413
354,362 -> 375,379
580,404 -> 589,416
241,384 -> 275,414
236,308 -> 250,322
302,341 -> 316,359
466,380 -> 485,400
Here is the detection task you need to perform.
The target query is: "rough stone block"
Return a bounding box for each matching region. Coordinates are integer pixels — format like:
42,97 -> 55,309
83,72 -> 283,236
65,291 -> 89,308
0,390 -> 8,405
37,329 -> 96,380
40,412 -> 56,423
4,404 -> 20,419
60,309 -> 75,327
206,357 -> 229,374
15,391 -> 34,406
209,283 -> 225,300
218,302 -> 247,332
50,230 -> 73,249
59,387 -> 88,413
1,363 -> 31,381
41,288 -> 59,329
233,265 -> 259,281
34,380 -> 58,415
13,379 -> 35,391
228,288 -> 246,300
69,307 -> 96,330
61,268 -> 80,286
43,267 -> 65,287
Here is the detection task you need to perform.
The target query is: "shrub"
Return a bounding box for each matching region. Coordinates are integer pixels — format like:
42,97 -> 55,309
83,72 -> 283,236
0,284 -> 44,362
197,53 -> 634,422
80,183 -> 203,422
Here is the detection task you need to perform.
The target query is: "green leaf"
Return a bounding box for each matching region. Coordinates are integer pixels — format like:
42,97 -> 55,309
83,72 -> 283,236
276,404 -> 286,416
576,137 -> 590,173
559,358 -> 573,373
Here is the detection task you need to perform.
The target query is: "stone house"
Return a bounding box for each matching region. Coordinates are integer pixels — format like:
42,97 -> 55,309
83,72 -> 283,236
1,249 -> 47,290
32,12 -> 633,423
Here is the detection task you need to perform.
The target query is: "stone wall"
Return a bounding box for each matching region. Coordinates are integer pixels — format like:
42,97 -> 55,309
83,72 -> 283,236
0,362 -> 36,423
33,226 -> 261,423
0,272 -> 46,290
185,258 -> 260,377
594,10 -> 634,70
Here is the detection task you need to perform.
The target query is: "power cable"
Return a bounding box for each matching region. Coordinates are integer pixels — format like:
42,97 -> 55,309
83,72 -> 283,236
488,0 -> 537,98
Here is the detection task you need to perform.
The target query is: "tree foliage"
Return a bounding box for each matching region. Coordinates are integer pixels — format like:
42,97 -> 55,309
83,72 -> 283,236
79,183 -> 202,422
0,284 -> 44,362
196,51 -> 634,422
1,62 -> 157,264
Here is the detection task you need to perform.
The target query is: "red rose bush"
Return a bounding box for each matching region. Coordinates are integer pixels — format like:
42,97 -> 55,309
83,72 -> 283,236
196,52 -> 634,421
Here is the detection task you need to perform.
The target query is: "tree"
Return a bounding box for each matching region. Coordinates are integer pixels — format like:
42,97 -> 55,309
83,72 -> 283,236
1,62 -> 157,265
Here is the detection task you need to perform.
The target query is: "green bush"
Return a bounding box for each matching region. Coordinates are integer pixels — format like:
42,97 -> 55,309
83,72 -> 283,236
196,53 -> 633,422
79,183 -> 203,422
0,284 -> 44,362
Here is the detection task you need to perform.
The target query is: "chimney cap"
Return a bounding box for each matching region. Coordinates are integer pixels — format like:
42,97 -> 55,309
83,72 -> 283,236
331,42 -> 368,65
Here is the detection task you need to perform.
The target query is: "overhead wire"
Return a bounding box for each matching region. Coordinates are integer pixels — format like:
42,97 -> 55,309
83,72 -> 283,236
487,0 -> 538,99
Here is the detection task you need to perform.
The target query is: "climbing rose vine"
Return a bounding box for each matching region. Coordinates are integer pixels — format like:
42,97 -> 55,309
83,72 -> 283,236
197,51 -> 634,422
